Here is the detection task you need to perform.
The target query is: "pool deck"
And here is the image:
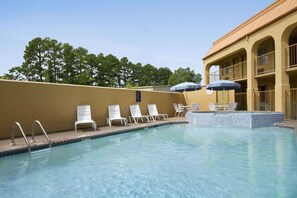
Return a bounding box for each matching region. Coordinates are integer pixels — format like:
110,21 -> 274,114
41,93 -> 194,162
0,117 -> 187,157
275,121 -> 297,133
1,117 -> 296,158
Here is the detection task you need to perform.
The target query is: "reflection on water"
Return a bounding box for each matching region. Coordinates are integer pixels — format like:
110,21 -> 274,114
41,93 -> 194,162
0,124 -> 297,197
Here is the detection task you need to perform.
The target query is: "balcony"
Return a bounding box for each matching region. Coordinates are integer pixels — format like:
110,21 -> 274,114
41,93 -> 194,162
255,51 -> 275,76
286,43 -> 297,70
209,61 -> 247,82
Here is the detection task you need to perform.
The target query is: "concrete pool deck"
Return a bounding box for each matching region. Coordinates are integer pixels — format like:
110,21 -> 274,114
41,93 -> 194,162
0,117 -> 187,157
1,116 -> 296,158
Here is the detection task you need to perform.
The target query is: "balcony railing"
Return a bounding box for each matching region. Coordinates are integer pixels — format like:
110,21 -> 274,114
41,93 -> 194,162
255,51 -> 275,75
209,61 -> 247,82
285,88 -> 297,120
286,43 -> 297,69
254,90 -> 275,111
221,61 -> 247,81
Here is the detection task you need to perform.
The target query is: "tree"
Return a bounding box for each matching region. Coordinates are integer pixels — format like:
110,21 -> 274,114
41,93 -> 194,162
44,38 -> 63,83
73,47 -> 89,85
94,53 -> 107,86
3,36 -> 203,88
60,43 -> 76,84
119,57 -> 132,87
21,37 -> 47,81
168,67 -> 201,85
129,63 -> 142,86
3,66 -> 24,80
103,54 -> 120,87
85,53 -> 98,85
139,64 -> 158,86
156,67 -> 172,85
193,73 -> 202,84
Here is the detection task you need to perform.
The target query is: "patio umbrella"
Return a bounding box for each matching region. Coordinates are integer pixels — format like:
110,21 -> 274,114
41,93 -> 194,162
206,80 -> 241,91
206,80 -> 241,104
170,82 -> 201,92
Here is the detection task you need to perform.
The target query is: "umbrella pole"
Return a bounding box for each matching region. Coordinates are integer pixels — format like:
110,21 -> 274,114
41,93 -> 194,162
223,89 -> 225,105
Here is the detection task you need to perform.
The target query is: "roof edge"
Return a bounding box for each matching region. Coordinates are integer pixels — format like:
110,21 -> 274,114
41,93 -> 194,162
213,0 -> 285,46
203,0 -> 297,60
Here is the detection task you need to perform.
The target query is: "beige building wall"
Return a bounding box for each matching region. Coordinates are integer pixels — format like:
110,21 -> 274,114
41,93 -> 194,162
203,2 -> 297,114
0,80 -> 185,139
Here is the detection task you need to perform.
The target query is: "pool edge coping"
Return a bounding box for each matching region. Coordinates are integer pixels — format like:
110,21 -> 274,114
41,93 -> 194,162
0,120 -> 188,158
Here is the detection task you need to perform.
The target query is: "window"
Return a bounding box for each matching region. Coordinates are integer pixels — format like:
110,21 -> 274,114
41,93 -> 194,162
257,47 -> 268,65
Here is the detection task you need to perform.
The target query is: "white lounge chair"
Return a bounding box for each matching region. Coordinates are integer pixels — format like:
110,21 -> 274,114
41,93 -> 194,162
190,103 -> 199,112
173,103 -> 184,117
147,104 -> 168,121
129,104 -> 150,123
107,104 -> 128,127
75,105 -> 97,132
227,102 -> 237,111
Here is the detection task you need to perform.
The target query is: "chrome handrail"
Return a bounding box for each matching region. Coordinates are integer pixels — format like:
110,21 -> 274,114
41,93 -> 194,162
31,120 -> 51,147
10,122 -> 31,152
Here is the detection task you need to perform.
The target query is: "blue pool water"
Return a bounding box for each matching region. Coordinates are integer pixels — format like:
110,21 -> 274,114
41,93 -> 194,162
1,124 -> 297,197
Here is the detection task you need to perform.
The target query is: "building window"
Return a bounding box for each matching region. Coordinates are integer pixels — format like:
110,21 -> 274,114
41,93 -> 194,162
257,47 -> 268,65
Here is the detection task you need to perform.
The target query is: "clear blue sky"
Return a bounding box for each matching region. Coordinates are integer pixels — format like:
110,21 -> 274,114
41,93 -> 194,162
0,0 -> 274,80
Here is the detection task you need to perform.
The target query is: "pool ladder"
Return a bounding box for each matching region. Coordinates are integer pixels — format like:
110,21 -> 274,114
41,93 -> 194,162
31,120 -> 52,148
10,120 -> 51,152
10,122 -> 31,152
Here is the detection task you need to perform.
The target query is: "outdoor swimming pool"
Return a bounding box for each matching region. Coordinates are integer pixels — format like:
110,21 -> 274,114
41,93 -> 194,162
1,124 -> 297,197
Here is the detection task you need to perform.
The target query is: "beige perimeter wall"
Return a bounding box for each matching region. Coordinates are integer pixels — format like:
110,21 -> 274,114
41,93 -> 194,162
184,87 -> 235,110
0,80 -> 185,139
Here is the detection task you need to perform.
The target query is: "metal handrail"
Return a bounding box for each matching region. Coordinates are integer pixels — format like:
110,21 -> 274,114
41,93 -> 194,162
31,120 -> 51,147
10,122 -> 31,152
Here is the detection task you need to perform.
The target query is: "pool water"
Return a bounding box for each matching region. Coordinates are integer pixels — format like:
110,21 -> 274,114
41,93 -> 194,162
1,124 -> 297,197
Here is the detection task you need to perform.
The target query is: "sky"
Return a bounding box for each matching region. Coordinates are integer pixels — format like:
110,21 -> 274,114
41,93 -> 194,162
0,0 -> 275,82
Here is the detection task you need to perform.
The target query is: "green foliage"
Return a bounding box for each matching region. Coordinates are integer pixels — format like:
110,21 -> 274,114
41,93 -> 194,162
4,37 -> 202,88
168,67 -> 202,86
157,67 -> 172,85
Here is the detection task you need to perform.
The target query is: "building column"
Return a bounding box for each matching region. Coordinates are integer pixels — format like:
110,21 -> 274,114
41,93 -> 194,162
246,47 -> 258,111
204,62 -> 210,85
274,36 -> 290,113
